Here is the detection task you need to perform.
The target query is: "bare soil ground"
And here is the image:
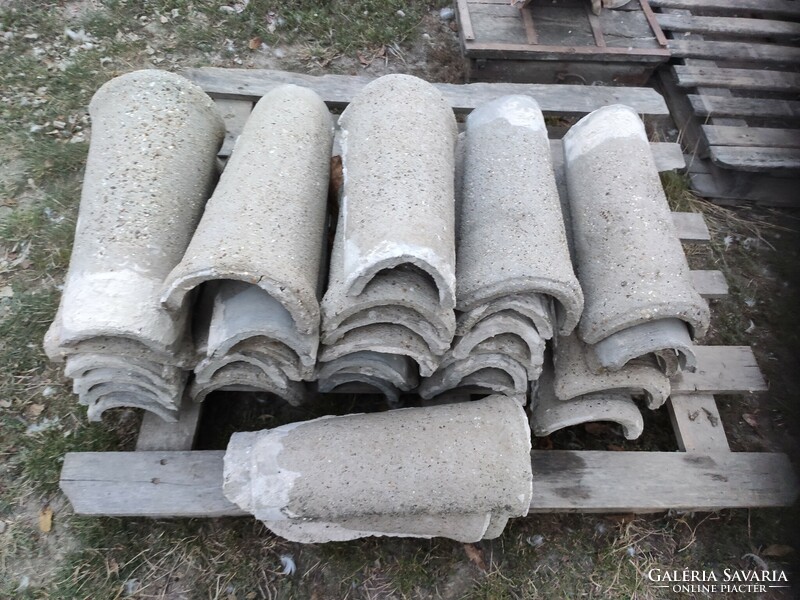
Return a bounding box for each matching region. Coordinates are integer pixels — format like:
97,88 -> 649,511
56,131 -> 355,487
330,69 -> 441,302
0,1 -> 798,598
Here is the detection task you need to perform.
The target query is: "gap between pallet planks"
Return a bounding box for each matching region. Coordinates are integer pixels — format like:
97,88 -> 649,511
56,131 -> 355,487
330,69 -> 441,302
58,70 -> 798,517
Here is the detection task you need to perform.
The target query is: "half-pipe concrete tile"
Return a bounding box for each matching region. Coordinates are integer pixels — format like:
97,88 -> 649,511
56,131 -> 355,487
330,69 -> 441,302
563,104 -> 710,345
466,333 -> 544,381
316,351 -> 418,391
222,396 -> 532,542
77,380 -> 179,412
457,96 -> 583,335
586,319 -> 697,377
161,84 -> 334,336
72,369 -> 180,405
189,362 -> 308,406
531,364 -> 644,440
337,74 -> 458,309
455,294 -> 554,341
319,324 -> 439,377
554,333 -> 670,409
85,392 -> 179,423
317,373 -> 402,406
419,353 -> 528,401
64,353 -> 185,391
194,353 -> 288,387
451,312 -> 545,374
44,70 -> 224,361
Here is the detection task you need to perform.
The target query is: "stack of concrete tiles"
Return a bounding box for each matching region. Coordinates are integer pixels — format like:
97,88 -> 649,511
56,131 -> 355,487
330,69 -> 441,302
161,85 -> 334,409
420,96 -> 583,402
44,70 -> 225,422
318,75 -> 458,403
531,105 -> 710,439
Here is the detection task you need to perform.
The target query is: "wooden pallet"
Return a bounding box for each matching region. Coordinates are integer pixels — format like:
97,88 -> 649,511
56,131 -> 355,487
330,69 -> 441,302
652,0 -> 800,207
455,0 -> 670,84
59,69 -> 798,518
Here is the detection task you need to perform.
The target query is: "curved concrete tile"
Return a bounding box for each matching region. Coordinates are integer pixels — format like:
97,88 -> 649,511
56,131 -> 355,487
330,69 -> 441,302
73,369 -> 179,403
316,351 -> 418,391
337,74 -> 458,309
44,69 -> 224,362
563,104 -> 710,344
457,96 -> 583,334
161,85 -> 334,336
451,311 -> 545,373
64,353 -> 184,390
194,352 -> 288,386
455,293 -> 554,340
78,380 -> 177,411
223,396 -> 532,542
189,362 -> 307,406
554,333 -> 670,409
319,324 -> 439,377
318,373 -> 401,406
419,353 -> 528,400
86,392 -> 179,423
531,364 -> 644,439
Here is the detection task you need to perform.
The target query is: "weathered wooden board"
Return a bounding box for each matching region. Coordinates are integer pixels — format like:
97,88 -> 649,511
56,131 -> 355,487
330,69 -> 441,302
710,146 -> 800,172
674,66 -> 800,93
689,95 -> 800,120
185,68 -> 670,116
136,400 -> 202,452
668,393 -> 730,453
649,0 -> 800,20
656,13 -> 800,39
690,270 -> 728,300
702,125 -> 800,149
671,346 -> 767,394
60,449 -> 799,516
463,41 -> 669,61
669,40 -> 800,66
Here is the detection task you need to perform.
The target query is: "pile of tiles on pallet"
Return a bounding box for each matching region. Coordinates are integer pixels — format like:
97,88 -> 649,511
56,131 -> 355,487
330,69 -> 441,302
45,70 -> 711,542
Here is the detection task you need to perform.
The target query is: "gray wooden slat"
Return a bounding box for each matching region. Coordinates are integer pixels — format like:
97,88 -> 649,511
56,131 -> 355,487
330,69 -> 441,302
710,146 -> 800,172
463,40 -> 670,61
671,346 -> 767,394
649,0 -> 800,20
688,170 -> 800,207
184,68 -> 670,116
669,40 -> 800,66
674,66 -> 800,93
689,94 -> 800,120
60,449 -> 799,516
668,393 -> 730,453
136,400 -> 202,452
702,125 -> 800,149
691,270 -> 728,299
656,13 -> 800,40
671,212 -> 710,242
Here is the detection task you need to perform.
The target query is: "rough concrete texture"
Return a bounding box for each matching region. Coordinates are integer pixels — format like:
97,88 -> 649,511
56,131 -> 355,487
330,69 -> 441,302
73,369 -> 179,405
194,353 -> 288,387
64,353 -> 185,391
189,362 -> 307,406
455,294 -> 554,340
161,84 -> 334,336
586,318 -> 697,377
554,333 -> 670,409
204,281 -> 317,375
86,392 -> 179,423
457,96 -> 583,335
222,396 -> 532,542
318,373 -> 402,406
531,364 -> 644,439
418,353 -> 528,401
44,69 -> 224,362
337,74 -> 458,309
316,351 -> 418,392
319,324 -> 439,377
563,104 -> 710,345
466,334 -> 541,379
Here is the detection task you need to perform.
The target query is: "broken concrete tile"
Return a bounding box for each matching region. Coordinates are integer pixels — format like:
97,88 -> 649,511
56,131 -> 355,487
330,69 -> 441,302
563,105 -> 710,349
419,353 -> 528,400
455,293 -> 554,341
316,351 -> 418,392
319,324 -> 439,377
161,84 -> 334,336
337,74 -> 458,309
223,396 -> 532,542
554,333 -> 670,409
457,96 -> 583,335
530,363 -> 644,440
189,362 -> 308,406
44,70 -> 224,362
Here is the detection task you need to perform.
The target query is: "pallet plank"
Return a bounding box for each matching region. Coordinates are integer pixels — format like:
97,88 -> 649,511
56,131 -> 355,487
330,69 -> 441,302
671,346 -> 767,394
668,393 -> 730,452
674,66 -> 800,93
136,400 -> 202,452
656,13 -> 800,40
649,0 -> 800,20
185,67 -> 670,116
689,95 -> 800,121
669,40 -> 800,66
710,146 -> 800,172
702,125 -> 800,149
691,270 -> 728,300
60,450 -> 799,516
671,212 -> 710,242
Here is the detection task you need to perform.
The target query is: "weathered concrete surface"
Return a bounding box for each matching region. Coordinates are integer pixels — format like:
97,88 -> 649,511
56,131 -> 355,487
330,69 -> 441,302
586,318 -> 697,377
316,351 -> 418,391
318,373 -> 402,406
44,69 -> 224,363
223,396 -> 532,542
161,84 -> 334,336
457,96 -> 583,334
531,365 -> 644,439
563,104 -> 710,347
189,362 -> 307,406
86,391 -> 179,423
337,74 -> 458,309
554,334 -> 670,409
419,353 -> 528,400
455,294 -> 554,340
64,353 -> 185,391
